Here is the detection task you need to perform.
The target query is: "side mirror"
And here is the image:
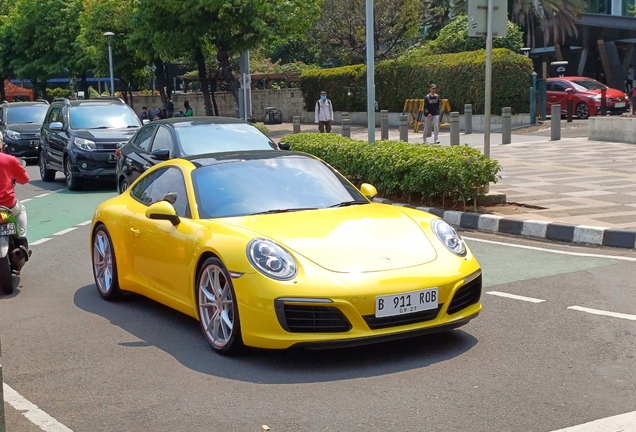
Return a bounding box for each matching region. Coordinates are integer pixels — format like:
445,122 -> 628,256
360,183 -> 377,199
278,142 -> 291,151
142,119 -> 150,125
50,122 -> 64,131
145,200 -> 180,226
150,149 -> 170,160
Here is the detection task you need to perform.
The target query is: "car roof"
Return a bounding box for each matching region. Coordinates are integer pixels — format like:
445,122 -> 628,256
151,116 -> 254,127
547,76 -> 598,81
186,150 -> 311,167
3,101 -> 49,107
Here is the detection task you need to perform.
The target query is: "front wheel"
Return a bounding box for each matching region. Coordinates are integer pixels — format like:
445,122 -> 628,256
118,177 -> 129,194
65,157 -> 82,191
39,151 -> 56,182
576,103 -> 590,119
0,255 -> 14,295
196,257 -> 244,355
92,225 -> 121,300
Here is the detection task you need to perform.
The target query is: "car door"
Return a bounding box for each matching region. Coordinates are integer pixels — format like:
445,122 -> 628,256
44,106 -> 68,168
127,166 -> 199,305
122,124 -> 157,184
547,80 -> 570,115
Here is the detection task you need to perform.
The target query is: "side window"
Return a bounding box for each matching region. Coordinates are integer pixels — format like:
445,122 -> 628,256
132,125 -> 156,152
130,169 -> 164,205
47,107 -> 61,124
553,82 -> 570,92
147,167 -> 189,217
150,126 -> 174,157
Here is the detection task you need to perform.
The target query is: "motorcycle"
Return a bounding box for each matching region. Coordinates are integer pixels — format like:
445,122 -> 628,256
0,157 -> 30,295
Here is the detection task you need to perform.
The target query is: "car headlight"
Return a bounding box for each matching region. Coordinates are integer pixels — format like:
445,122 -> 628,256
74,137 -> 97,151
5,130 -> 20,140
588,95 -> 601,101
247,239 -> 297,280
431,219 -> 466,256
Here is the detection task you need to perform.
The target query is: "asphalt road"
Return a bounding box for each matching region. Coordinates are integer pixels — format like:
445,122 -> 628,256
2,164 -> 636,432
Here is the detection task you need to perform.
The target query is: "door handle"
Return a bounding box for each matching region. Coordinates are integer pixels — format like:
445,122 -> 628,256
130,228 -> 141,236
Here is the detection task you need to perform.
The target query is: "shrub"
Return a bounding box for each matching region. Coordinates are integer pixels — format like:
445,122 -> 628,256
279,133 -> 501,209
299,65 -> 367,113
44,87 -> 74,102
254,123 -> 271,135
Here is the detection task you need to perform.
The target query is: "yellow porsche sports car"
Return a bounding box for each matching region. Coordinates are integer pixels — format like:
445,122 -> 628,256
90,150 -> 482,355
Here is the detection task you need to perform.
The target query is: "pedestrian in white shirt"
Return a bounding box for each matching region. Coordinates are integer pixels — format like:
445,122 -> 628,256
315,91 -> 334,133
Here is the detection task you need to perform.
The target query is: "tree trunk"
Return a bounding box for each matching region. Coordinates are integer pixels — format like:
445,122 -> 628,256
30,79 -> 38,100
195,48 -> 214,116
119,79 -> 129,104
81,72 -> 89,99
154,59 -> 167,109
128,85 -> 134,109
210,78 -> 219,116
216,44 -> 239,107
0,77 -> 6,102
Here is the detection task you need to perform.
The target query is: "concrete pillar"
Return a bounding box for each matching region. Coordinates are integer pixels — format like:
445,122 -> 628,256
380,110 -> 389,140
551,104 -> 561,141
292,116 -> 300,134
341,118 -> 351,138
341,112 -> 349,123
450,112 -> 460,145
578,48 -> 588,76
399,114 -> 409,142
464,104 -> 472,134
502,107 -> 511,144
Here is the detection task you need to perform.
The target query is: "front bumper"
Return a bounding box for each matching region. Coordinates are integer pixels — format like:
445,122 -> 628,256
70,149 -> 118,179
3,138 -> 39,158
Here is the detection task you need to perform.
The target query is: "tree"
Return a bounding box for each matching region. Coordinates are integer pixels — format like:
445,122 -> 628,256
309,0 -> 422,65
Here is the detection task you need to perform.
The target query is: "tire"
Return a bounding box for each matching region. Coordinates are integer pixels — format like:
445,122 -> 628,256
39,151 -> 56,182
576,103 -> 589,119
196,257 -> 244,355
92,225 -> 121,300
0,255 -> 13,295
64,157 -> 82,191
119,177 -> 129,194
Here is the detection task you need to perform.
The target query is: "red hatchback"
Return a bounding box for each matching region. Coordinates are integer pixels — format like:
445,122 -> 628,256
546,76 -> 630,119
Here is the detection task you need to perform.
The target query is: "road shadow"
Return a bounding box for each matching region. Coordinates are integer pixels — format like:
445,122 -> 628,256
0,275 -> 23,299
74,284 -> 479,384
26,178 -> 117,193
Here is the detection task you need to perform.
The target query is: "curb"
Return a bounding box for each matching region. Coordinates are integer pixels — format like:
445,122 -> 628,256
372,198 -> 636,250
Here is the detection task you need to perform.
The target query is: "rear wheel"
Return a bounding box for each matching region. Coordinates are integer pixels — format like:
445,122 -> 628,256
119,177 -> 129,194
39,151 -> 56,182
0,255 -> 13,295
92,226 -> 121,300
64,157 -> 82,191
196,257 -> 244,355
576,103 -> 589,119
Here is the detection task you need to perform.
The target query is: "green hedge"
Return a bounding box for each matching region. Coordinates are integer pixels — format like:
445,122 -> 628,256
280,133 -> 501,209
299,48 -> 533,115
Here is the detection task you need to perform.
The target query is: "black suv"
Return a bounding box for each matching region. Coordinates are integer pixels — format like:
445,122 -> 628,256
39,98 -> 141,190
0,100 -> 49,159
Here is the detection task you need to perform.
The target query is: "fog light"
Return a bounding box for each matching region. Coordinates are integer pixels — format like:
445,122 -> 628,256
81,163 -> 88,169
10,147 -> 15,152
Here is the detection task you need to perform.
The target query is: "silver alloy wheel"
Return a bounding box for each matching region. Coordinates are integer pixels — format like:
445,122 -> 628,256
93,230 -> 114,294
576,103 -> 589,119
65,159 -> 73,186
120,178 -> 129,193
198,263 -> 234,348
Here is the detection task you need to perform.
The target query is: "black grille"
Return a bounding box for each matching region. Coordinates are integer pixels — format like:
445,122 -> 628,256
447,275 -> 482,315
97,142 -> 122,150
276,303 -> 352,333
363,306 -> 442,330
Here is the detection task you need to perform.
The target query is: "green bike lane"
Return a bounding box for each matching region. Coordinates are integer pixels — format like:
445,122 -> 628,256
24,189 -> 117,243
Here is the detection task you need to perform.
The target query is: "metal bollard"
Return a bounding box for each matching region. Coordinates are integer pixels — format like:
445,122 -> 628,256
450,112 -> 460,145
464,104 -> 472,134
399,114 -> 409,142
292,116 -> 301,134
566,89 -> 573,122
601,87 -> 607,116
380,110 -> 389,140
502,107 -> 511,144
341,118 -> 351,138
551,104 -> 561,141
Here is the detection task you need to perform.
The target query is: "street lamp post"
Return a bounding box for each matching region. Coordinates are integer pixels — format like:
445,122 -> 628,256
104,32 -> 115,97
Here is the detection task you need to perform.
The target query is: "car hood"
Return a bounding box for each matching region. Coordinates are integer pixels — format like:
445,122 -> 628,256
585,88 -> 626,97
74,129 -> 138,142
6,123 -> 42,133
223,204 -> 438,273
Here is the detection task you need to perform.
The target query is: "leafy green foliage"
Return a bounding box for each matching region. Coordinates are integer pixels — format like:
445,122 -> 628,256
45,87 -> 74,102
300,48 -> 533,114
279,133 -> 501,208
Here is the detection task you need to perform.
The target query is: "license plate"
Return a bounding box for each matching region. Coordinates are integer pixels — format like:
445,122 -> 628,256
0,223 -> 16,236
615,102 -> 625,108
29,140 -> 39,147
375,287 -> 438,318
108,154 -> 117,162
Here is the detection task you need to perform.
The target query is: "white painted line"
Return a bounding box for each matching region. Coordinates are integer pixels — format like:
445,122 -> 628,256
53,227 -> 78,236
550,410 -> 636,431
3,382 -> 74,431
30,238 -> 52,246
486,291 -> 545,303
34,192 -> 52,198
21,198 -> 32,203
76,220 -> 92,226
567,306 -> 636,321
464,236 -> 636,262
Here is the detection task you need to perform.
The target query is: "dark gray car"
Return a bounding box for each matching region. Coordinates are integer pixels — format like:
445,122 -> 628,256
0,100 -> 49,159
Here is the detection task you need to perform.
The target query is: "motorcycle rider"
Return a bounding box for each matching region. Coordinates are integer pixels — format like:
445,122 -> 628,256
0,137 -> 29,238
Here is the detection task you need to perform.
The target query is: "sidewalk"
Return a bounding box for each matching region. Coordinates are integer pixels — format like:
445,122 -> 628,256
264,120 -> 636,249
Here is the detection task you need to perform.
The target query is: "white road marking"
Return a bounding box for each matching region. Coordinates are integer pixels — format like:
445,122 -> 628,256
30,238 -> 52,246
567,306 -> 636,321
76,220 -> 92,226
21,198 -> 32,203
53,227 -> 78,236
34,192 -> 52,198
465,236 -> 636,262
486,291 -> 545,303
550,410 -> 636,431
3,383 -> 74,431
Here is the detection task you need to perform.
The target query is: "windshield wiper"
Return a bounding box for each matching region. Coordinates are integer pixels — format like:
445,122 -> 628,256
250,207 -> 318,215
127,125 -> 139,128
88,126 -> 110,129
329,200 -> 368,208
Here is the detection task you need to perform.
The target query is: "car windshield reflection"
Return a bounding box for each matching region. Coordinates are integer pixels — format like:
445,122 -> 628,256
7,106 -> 48,124
571,79 -> 605,91
191,154 -> 368,219
70,105 -> 141,129
175,123 -> 277,155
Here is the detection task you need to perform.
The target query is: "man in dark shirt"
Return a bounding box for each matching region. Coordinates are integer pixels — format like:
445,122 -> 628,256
424,84 -> 440,144
166,97 -> 175,118
138,106 -> 151,123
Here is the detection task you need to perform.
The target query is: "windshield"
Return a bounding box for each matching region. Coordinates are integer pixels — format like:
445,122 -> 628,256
192,154 -> 367,219
175,123 -> 276,155
570,79 -> 605,91
7,105 -> 48,125
69,105 -> 141,129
